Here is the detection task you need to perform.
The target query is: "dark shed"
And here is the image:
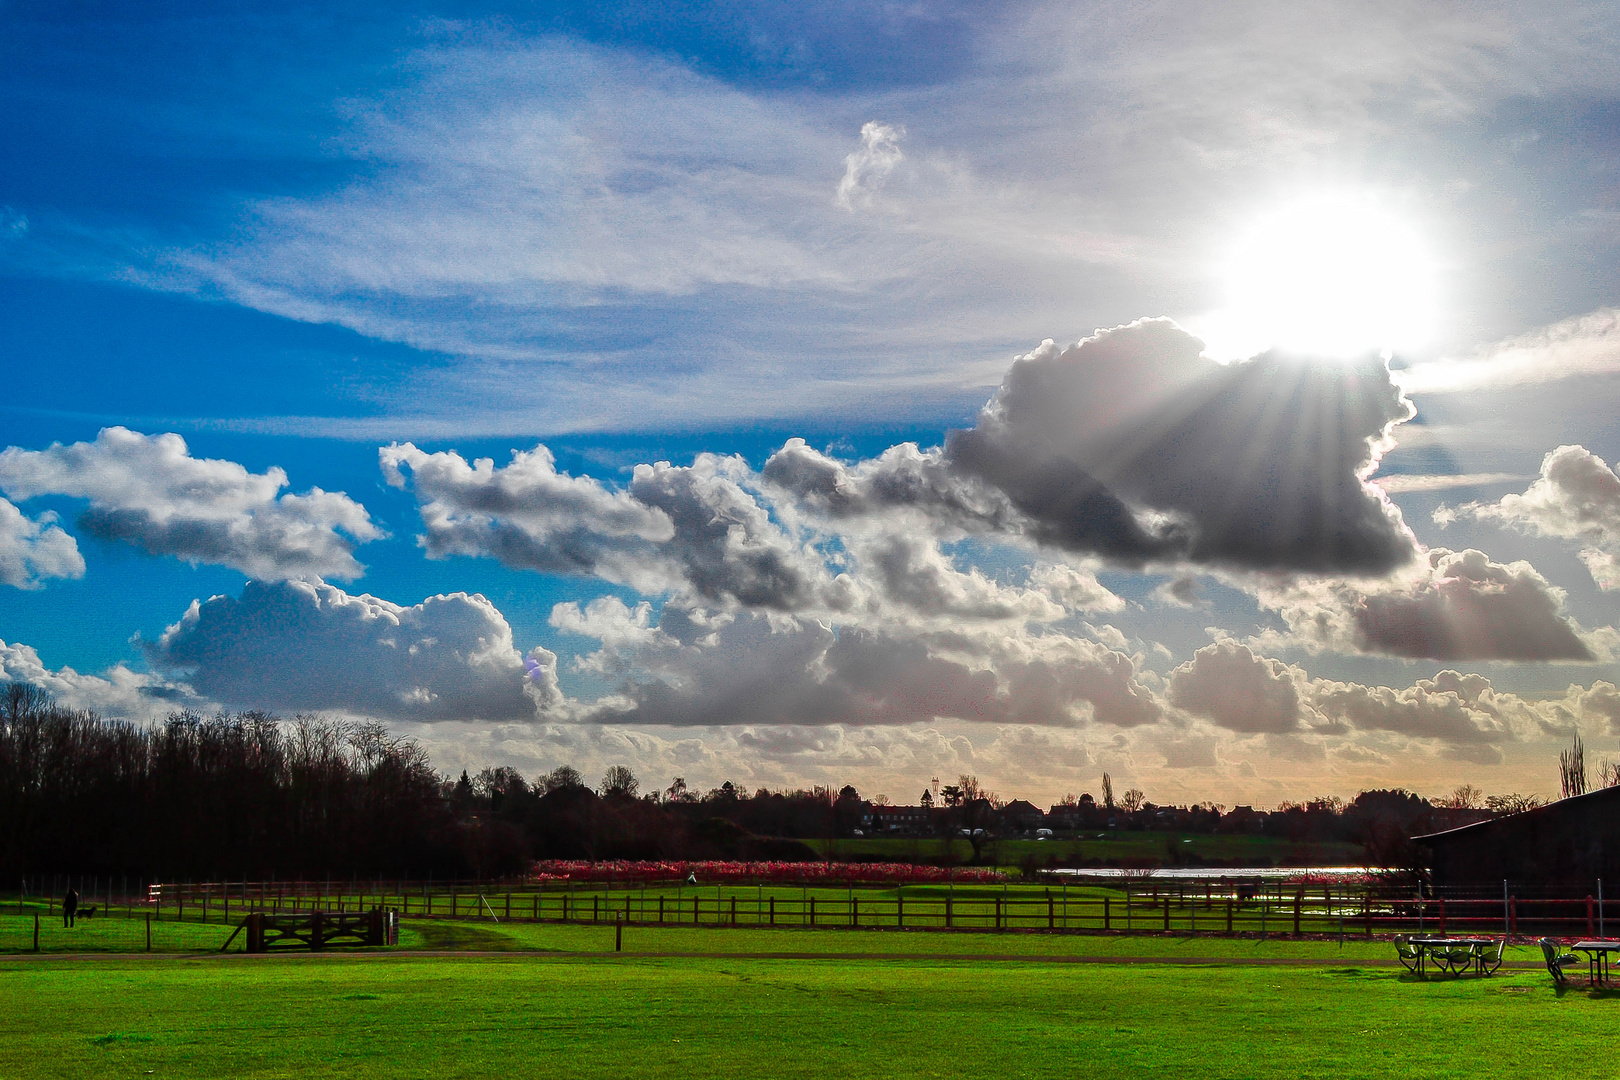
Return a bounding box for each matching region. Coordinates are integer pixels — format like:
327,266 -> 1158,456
1416,785 -> 1620,888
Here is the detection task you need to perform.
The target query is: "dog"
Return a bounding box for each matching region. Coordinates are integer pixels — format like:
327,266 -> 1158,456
78,905 -> 97,920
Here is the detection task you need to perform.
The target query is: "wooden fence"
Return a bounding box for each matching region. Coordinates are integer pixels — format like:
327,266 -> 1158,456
128,879 -> 1620,940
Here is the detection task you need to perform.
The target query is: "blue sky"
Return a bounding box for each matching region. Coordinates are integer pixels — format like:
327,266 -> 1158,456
4,0 -> 1620,807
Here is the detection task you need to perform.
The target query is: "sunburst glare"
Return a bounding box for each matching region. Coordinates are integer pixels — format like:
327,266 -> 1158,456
1198,193 -> 1439,361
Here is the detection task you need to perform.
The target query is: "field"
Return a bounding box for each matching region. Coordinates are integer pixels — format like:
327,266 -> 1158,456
0,914 -> 1613,1079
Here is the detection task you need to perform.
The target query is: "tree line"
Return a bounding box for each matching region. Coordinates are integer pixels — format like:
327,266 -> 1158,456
0,681 -> 1568,880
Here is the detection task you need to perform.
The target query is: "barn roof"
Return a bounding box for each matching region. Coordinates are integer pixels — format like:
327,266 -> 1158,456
1413,784 -> 1620,845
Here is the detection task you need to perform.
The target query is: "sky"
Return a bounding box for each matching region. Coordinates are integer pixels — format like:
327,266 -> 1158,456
4,0 -> 1620,809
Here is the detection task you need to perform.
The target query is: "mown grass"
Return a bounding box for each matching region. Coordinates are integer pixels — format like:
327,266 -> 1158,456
0,949 -> 1604,1079
394,917 -> 1436,963
0,913 -> 235,954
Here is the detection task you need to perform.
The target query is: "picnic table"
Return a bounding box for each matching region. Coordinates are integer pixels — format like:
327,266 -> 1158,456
1571,941 -> 1620,986
1399,936 -> 1503,976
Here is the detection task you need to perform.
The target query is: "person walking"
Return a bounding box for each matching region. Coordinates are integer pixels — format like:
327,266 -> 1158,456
62,886 -> 79,928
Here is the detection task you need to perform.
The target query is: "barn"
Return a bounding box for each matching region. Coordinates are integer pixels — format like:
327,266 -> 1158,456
1416,785 -> 1620,889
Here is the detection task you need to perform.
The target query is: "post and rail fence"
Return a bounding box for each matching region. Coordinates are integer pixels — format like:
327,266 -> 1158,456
14,873 -> 1620,945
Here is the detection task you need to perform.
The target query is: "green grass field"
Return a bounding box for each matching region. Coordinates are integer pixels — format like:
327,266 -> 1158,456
4,899 -> 1603,1078
0,941 -> 1605,1079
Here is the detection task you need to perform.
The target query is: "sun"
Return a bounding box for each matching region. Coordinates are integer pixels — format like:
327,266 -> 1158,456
1199,192 -> 1439,361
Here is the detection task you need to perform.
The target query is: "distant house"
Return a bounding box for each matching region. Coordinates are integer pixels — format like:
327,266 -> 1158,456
863,805 -> 933,835
1416,785 -> 1620,888
1048,804 -> 1082,830
1000,800 -> 1045,832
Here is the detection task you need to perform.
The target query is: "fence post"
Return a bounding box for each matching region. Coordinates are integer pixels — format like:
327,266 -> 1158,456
1103,895 -> 1110,931
1049,895 -> 1055,930
615,917 -> 622,953
897,894 -> 903,929
770,897 -> 775,926
944,895 -> 951,929
659,897 -> 664,924
1364,893 -> 1372,939
1293,891 -> 1302,937
810,897 -> 816,927
1226,898 -> 1233,935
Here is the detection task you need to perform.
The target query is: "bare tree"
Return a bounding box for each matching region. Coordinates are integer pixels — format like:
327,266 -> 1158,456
1444,784 -> 1482,810
599,765 -> 638,799
1120,788 -> 1145,813
1487,793 -> 1545,816
1561,732 -> 1588,799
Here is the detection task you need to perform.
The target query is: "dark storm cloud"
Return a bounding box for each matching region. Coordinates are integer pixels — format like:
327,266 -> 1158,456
947,319 -> 1418,572
764,319 -> 1418,573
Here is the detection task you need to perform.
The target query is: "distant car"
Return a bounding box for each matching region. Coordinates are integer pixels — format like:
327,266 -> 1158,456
1035,828 -> 1053,838
852,829 -> 864,837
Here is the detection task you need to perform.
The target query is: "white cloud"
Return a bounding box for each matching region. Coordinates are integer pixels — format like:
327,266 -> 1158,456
1440,445 -> 1620,590
0,497 -> 83,589
382,441 -> 829,610
1247,547 -> 1605,661
1372,473 -> 1529,494
836,121 -> 904,210
555,600 -> 1162,731
144,578 -> 545,721
1168,640 -> 1305,734
0,428 -> 381,580
0,637 -> 197,719
1398,308 -> 1620,395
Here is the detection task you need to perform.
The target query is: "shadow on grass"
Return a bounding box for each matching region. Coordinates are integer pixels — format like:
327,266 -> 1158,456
403,921 -> 524,951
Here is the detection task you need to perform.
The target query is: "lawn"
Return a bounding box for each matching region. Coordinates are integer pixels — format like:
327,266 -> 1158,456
0,947 -> 1602,1079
